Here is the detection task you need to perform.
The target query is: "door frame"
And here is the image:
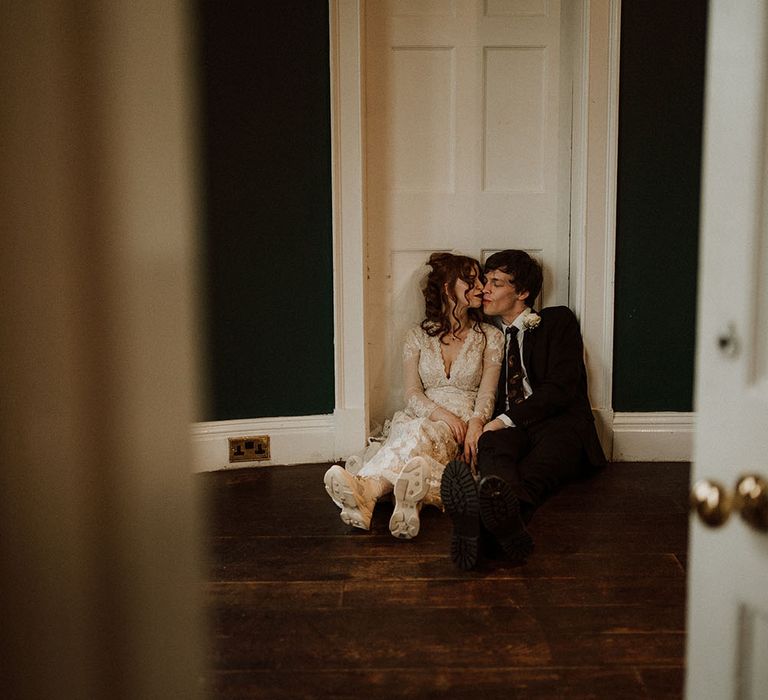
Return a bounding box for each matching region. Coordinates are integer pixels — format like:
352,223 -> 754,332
329,0 -> 622,458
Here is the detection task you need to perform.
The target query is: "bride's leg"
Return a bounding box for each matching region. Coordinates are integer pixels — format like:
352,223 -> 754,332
404,453 -> 458,510
422,456 -> 450,509
389,456 -> 431,539
324,465 -> 389,531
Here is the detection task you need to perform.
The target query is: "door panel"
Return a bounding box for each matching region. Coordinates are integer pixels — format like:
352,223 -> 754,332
365,0 -> 572,423
687,1 -> 768,698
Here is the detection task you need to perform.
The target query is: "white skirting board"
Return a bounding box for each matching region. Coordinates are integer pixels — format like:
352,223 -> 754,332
191,415 -> 337,471
611,412 -> 695,462
191,411 -> 696,471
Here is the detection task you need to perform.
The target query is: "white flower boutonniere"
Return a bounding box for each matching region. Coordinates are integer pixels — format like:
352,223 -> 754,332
523,312 -> 541,331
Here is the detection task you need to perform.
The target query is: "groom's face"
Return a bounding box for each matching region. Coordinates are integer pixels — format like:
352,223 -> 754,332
482,269 -> 529,320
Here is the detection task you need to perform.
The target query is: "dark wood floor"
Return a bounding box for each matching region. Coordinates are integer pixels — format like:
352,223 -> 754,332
200,461 -> 690,699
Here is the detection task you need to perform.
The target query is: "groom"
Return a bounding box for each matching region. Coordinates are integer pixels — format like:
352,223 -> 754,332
440,250 -> 606,570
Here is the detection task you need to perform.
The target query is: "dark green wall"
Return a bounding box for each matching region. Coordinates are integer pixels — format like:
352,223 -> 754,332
613,0 -> 707,411
197,1 -> 335,421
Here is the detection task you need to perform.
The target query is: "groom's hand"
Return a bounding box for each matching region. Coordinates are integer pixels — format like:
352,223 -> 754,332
482,418 -> 506,433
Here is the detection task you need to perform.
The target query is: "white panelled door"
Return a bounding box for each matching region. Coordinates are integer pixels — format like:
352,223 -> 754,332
686,1 -> 768,698
365,0 -> 577,424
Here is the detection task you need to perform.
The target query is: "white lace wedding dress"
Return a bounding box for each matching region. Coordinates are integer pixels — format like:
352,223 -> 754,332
357,322 -> 504,506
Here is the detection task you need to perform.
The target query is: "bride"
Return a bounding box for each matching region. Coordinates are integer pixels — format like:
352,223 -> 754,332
324,252 -> 504,539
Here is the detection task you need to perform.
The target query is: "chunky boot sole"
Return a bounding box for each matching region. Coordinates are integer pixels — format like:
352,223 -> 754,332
389,458 -> 430,539
440,460 -> 480,570
323,465 -> 372,530
478,476 -> 534,562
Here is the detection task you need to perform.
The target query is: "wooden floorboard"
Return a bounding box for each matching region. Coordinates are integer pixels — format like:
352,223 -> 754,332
200,461 -> 689,698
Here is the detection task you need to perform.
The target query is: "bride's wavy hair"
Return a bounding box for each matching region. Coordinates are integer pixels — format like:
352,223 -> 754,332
421,252 -> 485,342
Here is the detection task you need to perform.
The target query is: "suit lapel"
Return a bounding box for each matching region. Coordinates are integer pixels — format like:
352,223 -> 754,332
522,315 -> 537,380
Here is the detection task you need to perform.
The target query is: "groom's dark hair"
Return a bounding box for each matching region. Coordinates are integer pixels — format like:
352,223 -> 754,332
484,250 -> 543,307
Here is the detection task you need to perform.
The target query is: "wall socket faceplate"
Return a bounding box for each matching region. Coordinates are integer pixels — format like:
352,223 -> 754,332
229,435 -> 270,462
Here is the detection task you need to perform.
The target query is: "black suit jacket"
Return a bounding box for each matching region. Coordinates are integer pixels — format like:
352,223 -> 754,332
496,306 -> 606,470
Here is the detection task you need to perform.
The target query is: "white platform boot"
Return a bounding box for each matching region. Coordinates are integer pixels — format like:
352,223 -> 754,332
389,457 -> 431,539
323,464 -> 379,530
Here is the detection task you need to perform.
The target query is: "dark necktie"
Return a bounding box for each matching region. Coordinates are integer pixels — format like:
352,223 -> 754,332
505,326 -> 525,406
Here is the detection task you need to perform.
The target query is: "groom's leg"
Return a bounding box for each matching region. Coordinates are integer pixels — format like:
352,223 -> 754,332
516,417 -> 584,511
475,428 -> 534,561
476,427 -> 531,502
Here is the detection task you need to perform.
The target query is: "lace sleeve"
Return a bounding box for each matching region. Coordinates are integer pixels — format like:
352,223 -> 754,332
471,327 -> 504,421
402,327 -> 438,418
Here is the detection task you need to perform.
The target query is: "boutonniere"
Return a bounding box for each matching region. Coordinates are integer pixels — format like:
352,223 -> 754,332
523,312 -> 541,331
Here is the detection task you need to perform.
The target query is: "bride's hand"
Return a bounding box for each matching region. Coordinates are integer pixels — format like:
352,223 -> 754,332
446,414 -> 468,445
463,417 -> 484,467
431,407 -> 467,444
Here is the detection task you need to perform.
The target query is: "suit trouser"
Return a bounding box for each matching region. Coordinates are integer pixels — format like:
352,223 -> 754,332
476,414 -> 585,522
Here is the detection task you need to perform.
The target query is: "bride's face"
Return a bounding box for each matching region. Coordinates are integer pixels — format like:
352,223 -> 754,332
451,267 -> 484,310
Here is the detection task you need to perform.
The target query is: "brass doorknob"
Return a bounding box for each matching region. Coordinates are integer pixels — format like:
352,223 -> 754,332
690,480 -> 732,527
690,475 -> 768,531
734,474 -> 768,531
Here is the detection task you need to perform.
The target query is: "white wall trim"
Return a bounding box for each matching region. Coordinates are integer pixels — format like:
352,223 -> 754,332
579,0 -> 621,456
191,415 -> 337,471
600,0 -> 621,454
612,412 -> 696,462
568,0 -> 591,318
330,0 -> 368,458
602,0 -> 621,410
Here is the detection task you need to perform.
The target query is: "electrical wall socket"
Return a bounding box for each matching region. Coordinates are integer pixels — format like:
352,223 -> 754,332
229,435 -> 270,462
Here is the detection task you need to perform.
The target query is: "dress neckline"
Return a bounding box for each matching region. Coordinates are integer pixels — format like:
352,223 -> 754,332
437,328 -> 474,380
